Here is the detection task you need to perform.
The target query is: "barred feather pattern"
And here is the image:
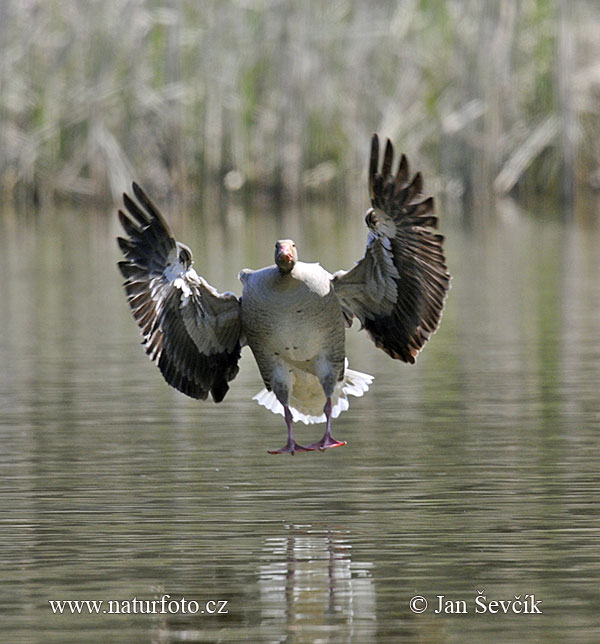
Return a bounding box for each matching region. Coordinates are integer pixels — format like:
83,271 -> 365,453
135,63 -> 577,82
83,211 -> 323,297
117,182 -> 242,402
332,135 -> 450,363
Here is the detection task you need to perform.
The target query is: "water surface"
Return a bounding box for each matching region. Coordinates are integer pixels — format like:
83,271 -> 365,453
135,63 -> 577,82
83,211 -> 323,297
1,204 -> 599,643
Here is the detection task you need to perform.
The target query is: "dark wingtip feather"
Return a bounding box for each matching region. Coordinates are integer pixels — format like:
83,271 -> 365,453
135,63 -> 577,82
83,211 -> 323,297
132,182 -> 157,218
123,192 -> 151,226
396,154 -> 409,186
118,209 -> 142,238
118,260 -> 137,279
419,196 -> 435,215
117,236 -> 134,255
407,172 -> 423,202
132,182 -> 174,236
132,181 -> 147,204
211,379 -> 229,403
369,134 -> 379,199
382,138 -> 394,178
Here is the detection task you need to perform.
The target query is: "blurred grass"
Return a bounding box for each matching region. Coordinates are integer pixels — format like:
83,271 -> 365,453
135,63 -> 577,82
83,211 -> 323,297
1,0 -> 599,217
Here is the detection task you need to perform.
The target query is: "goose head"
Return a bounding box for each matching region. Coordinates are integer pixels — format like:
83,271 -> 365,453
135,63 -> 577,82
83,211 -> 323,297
275,239 -> 298,273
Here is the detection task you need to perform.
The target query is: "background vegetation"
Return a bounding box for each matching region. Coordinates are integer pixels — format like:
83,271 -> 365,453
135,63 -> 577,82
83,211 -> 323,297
1,0 -> 599,218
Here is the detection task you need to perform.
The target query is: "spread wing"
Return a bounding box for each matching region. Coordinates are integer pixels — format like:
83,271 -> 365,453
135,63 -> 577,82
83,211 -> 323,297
332,134 -> 450,363
117,182 -> 242,402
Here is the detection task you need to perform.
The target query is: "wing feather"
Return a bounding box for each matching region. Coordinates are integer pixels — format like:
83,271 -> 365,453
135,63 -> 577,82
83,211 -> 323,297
333,135 -> 450,363
117,182 -> 242,402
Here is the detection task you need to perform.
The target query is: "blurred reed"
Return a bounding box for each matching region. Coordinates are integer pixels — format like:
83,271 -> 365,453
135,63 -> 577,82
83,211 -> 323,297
1,0 -> 599,218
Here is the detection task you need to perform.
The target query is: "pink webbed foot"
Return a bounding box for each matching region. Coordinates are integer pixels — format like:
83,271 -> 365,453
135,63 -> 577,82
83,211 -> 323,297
267,440 -> 315,455
267,405 -> 316,455
305,397 -> 347,451
305,435 -> 347,452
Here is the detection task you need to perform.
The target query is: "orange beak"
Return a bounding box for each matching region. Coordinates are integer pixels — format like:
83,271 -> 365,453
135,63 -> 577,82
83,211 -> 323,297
279,244 -> 293,262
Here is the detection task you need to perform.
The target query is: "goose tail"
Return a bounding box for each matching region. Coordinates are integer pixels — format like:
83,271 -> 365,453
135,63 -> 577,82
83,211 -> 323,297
253,361 -> 373,425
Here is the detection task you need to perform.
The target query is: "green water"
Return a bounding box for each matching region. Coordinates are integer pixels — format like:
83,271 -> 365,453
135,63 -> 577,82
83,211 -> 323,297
1,205 -> 599,643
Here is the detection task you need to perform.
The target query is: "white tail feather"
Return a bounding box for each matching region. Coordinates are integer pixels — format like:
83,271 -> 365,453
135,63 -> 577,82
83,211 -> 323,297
253,361 -> 373,425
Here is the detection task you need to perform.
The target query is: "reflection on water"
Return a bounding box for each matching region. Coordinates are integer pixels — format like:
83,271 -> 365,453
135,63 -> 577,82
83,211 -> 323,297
1,204 -> 600,643
259,526 -> 375,640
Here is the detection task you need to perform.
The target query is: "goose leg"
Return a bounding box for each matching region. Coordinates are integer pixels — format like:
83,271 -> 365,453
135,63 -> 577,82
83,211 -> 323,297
306,398 -> 347,451
268,406 -> 314,455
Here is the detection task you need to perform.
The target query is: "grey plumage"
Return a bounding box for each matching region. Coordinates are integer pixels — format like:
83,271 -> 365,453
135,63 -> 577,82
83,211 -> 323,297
116,134 -> 450,451
239,260 -> 347,420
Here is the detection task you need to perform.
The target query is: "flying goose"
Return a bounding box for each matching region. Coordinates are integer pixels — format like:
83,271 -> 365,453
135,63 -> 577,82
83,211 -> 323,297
117,134 -> 450,454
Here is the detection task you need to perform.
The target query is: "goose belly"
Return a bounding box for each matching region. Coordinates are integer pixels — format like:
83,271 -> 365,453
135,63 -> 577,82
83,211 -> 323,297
246,298 -> 344,363
242,288 -> 345,371
276,308 -> 333,358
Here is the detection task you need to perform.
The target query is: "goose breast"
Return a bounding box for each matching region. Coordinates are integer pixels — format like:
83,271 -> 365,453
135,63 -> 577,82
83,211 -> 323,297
239,262 -> 345,378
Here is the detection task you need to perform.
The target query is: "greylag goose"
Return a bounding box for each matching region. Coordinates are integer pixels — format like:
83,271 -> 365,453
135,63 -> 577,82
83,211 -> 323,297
117,135 -> 450,454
